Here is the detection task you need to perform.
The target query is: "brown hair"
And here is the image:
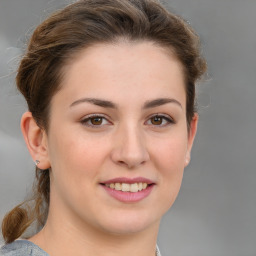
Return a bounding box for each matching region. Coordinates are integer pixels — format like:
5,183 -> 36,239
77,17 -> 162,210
2,0 -> 206,243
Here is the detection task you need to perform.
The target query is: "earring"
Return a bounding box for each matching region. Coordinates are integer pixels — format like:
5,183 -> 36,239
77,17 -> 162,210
35,160 -> 40,166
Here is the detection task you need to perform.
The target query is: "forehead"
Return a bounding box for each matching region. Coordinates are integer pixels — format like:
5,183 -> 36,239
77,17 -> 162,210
57,41 -> 186,108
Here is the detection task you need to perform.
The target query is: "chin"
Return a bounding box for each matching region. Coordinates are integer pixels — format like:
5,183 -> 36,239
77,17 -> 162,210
94,209 -> 161,235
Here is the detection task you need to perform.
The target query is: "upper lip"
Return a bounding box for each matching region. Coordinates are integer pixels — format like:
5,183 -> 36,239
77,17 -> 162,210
101,177 -> 154,184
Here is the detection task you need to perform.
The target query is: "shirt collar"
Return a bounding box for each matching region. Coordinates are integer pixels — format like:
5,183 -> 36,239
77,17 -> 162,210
156,245 -> 161,256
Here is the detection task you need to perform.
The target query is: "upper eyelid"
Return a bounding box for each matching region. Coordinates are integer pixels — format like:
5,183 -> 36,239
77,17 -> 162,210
146,113 -> 175,124
146,113 -> 174,120
80,113 -> 110,121
80,113 -> 173,119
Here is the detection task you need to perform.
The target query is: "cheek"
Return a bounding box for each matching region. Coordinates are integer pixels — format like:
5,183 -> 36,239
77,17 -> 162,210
47,133 -> 109,211
150,134 -> 187,206
152,133 -> 188,173
48,130 -> 110,186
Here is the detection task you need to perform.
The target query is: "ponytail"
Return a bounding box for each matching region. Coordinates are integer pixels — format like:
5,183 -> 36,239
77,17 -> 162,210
1,168 -> 50,243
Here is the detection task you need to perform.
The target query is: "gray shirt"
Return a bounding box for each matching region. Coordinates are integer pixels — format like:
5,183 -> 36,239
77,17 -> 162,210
0,240 -> 48,256
0,240 -> 162,256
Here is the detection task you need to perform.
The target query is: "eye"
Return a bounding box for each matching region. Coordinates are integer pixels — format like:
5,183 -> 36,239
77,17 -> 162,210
146,114 -> 174,127
80,114 -> 111,127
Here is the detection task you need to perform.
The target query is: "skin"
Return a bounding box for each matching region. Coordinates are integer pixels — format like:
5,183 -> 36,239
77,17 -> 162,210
21,41 -> 198,256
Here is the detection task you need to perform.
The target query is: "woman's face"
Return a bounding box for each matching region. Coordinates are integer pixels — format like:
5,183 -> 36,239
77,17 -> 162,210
43,41 -> 197,235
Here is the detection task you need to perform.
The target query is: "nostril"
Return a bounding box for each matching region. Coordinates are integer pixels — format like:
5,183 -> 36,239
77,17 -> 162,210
117,160 -> 134,169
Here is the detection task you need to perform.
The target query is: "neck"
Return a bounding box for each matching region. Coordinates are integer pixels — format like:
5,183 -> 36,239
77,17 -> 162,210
29,206 -> 160,256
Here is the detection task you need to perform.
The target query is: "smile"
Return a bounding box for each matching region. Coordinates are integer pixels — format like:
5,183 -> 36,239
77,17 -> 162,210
100,177 -> 155,203
104,182 -> 148,193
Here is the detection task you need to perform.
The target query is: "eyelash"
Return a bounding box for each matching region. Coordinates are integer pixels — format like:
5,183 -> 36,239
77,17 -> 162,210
80,113 -> 175,128
80,114 -> 111,128
146,114 -> 175,127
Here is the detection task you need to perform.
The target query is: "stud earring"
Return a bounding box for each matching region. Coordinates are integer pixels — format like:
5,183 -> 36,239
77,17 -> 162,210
35,160 -> 40,166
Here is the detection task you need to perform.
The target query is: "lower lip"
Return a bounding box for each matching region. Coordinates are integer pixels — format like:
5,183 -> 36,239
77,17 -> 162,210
101,185 -> 154,203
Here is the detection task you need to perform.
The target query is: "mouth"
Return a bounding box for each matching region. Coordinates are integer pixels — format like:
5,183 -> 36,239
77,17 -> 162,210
102,182 -> 151,193
100,177 -> 155,202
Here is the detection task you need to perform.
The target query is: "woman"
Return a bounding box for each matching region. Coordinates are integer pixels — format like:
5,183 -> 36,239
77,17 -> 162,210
1,0 -> 206,255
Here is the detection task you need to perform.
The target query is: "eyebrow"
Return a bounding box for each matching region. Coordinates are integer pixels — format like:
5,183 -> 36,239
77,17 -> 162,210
70,98 -> 117,108
70,97 -> 182,109
143,98 -> 182,109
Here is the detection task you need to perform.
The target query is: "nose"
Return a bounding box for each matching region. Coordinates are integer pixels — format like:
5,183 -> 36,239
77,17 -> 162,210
110,124 -> 150,169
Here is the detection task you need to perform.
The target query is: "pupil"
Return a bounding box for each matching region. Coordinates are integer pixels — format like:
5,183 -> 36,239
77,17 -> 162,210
152,116 -> 162,125
92,117 -> 102,125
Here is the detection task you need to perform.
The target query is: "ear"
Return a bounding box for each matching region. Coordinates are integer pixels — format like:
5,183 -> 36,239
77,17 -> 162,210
184,113 -> 198,167
21,111 -> 51,170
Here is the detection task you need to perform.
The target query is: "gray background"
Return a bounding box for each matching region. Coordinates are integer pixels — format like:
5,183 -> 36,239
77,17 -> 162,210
0,0 -> 256,255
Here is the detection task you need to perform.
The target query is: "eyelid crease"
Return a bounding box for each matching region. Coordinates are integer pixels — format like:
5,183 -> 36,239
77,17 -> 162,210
147,113 -> 174,121
145,113 -> 175,127
80,113 -> 111,121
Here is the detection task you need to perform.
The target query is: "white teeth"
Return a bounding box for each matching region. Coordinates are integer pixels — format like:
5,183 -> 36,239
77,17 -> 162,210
130,183 -> 139,192
115,183 -> 122,191
106,182 -> 148,192
121,183 -> 130,192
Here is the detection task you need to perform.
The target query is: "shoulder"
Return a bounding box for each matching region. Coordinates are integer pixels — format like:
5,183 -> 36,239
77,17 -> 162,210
0,240 -> 49,256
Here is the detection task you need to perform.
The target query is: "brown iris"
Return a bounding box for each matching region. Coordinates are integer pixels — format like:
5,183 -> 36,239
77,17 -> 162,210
151,116 -> 163,125
91,117 -> 103,125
